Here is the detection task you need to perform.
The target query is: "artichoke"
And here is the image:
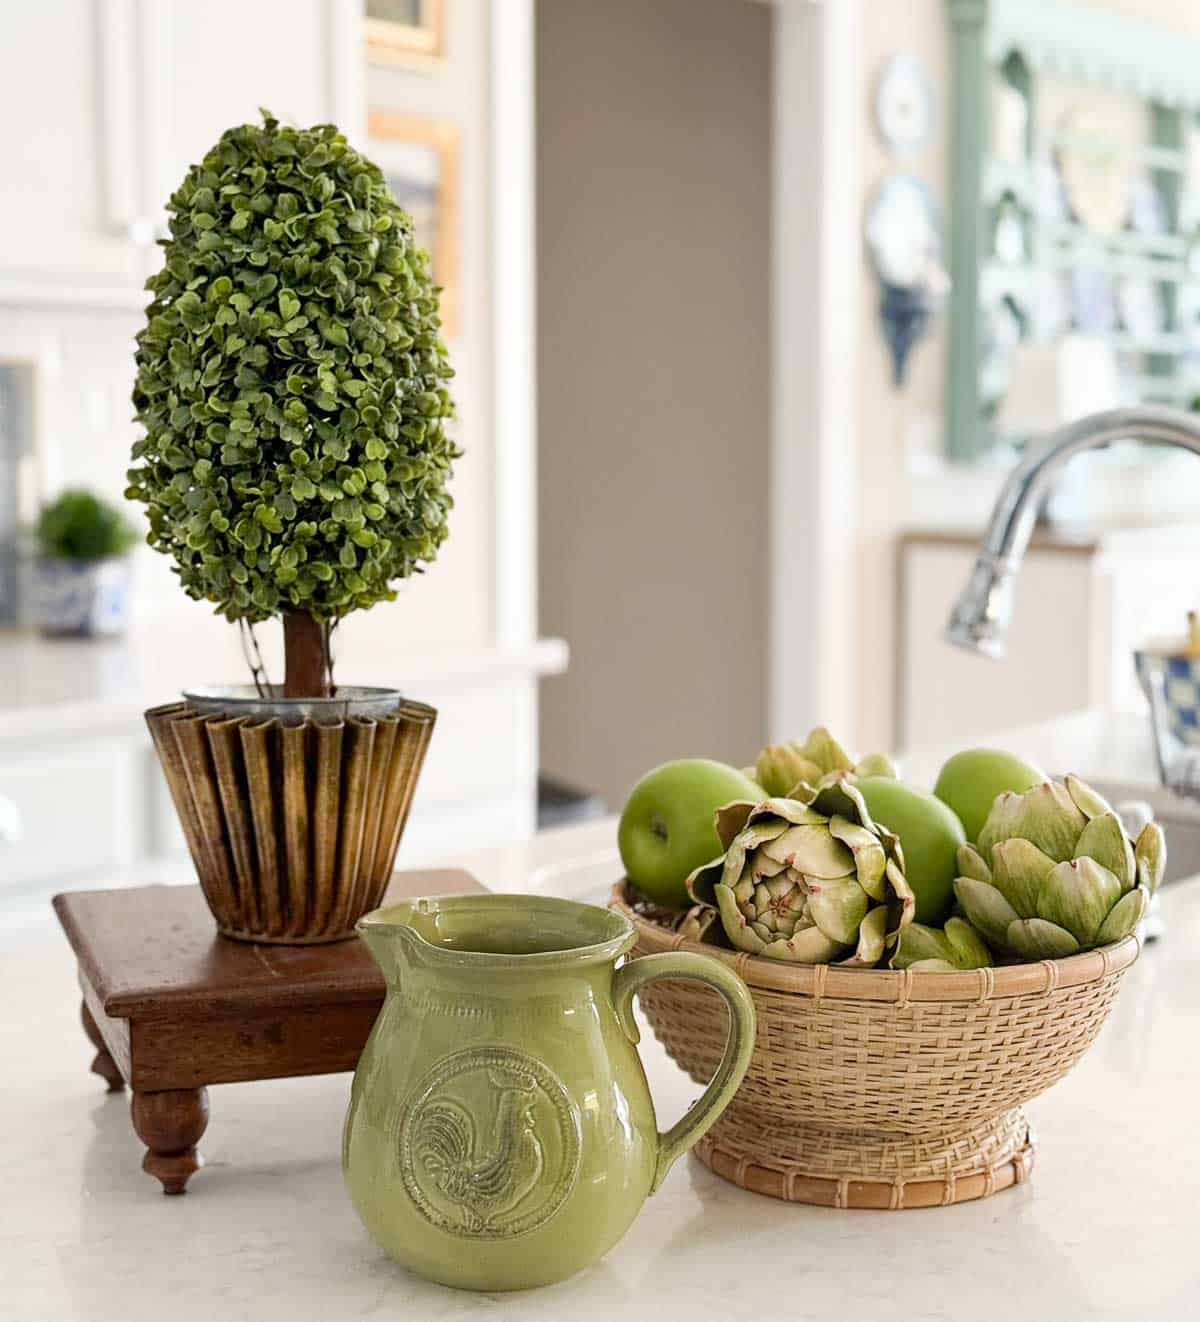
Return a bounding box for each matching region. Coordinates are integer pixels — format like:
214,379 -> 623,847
891,917 -> 992,972
955,775 -> 1165,960
687,775 -> 914,966
754,726 -> 897,798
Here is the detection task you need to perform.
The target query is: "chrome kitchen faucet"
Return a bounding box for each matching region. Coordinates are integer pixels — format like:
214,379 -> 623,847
945,406 -> 1200,936
946,406 -> 1200,659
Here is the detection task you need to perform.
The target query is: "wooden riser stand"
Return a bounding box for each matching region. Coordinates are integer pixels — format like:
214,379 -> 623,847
55,870 -> 484,1193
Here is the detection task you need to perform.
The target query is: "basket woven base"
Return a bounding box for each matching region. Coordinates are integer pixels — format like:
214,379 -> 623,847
693,1106 -> 1036,1209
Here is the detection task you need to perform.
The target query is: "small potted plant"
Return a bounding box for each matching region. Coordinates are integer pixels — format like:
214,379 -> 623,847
33,488 -> 138,637
128,111 -> 458,944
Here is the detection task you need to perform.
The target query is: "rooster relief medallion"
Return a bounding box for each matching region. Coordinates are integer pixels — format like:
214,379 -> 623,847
397,1046 -> 583,1239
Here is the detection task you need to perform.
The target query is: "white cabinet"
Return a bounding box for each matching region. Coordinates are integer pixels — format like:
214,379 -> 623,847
154,0 -> 361,211
0,2 -> 146,300
0,0 -> 360,307
0,733 -> 145,887
899,526 -> 1200,750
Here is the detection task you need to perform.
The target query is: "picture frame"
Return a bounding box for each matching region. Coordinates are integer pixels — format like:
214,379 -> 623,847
368,110 -> 460,339
365,0 -> 445,69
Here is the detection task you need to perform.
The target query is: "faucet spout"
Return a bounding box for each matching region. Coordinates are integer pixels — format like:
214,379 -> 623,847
945,406 -> 1200,657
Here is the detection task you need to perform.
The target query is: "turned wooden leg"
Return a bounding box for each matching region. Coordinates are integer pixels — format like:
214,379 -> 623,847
131,1088 -> 209,1195
80,1001 -> 124,1092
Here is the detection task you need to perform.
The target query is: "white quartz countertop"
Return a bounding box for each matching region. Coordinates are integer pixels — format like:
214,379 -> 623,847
0,628 -> 568,739
3,808 -> 1200,1321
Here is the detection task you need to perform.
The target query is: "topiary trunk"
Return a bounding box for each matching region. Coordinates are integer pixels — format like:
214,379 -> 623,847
283,611 -> 331,698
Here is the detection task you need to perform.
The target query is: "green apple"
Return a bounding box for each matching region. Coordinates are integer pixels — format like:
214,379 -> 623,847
618,759 -> 762,908
856,776 -> 966,925
933,748 -> 1045,844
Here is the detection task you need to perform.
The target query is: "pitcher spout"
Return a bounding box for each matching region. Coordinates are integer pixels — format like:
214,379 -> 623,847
356,906 -> 435,982
355,892 -> 636,979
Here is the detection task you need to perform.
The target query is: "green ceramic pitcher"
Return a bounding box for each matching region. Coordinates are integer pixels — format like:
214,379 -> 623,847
343,893 -> 755,1292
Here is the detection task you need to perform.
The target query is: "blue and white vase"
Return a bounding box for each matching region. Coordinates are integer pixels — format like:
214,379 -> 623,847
1159,652 -> 1200,747
33,556 -> 132,638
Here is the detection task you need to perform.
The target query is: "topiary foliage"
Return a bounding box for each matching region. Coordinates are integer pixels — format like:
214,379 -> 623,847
127,110 -> 458,625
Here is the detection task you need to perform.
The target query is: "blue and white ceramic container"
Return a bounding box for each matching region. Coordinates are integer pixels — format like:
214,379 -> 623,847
1136,644 -> 1200,749
33,556 -> 132,637
1160,653 -> 1200,747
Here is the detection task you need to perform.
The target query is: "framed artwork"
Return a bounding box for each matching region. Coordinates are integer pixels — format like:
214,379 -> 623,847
365,0 -> 445,68
368,111 -> 460,339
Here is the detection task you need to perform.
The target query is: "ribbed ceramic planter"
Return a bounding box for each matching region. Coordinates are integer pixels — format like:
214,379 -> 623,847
146,687 -> 436,944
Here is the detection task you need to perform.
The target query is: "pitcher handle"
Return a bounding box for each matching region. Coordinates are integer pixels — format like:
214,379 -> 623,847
612,951 -> 756,1192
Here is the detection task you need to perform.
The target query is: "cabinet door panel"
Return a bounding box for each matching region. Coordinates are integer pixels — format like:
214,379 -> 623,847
0,737 -> 140,888
157,1 -> 336,200
901,544 -> 1100,749
0,1 -> 144,285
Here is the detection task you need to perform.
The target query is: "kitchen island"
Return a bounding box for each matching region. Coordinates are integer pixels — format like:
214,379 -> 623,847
3,721 -> 1199,1321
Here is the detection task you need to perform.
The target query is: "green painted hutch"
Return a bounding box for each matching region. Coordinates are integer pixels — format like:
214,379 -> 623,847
946,0 -> 1200,460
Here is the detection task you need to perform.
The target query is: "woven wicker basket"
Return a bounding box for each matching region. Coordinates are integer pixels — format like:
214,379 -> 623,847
611,880 -> 1139,1209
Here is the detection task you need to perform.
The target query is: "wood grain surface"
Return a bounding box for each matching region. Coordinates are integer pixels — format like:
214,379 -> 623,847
54,868 -> 482,1018
54,868 -> 486,1192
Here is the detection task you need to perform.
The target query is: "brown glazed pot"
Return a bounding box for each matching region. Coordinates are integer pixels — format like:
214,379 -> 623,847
146,686 -> 436,944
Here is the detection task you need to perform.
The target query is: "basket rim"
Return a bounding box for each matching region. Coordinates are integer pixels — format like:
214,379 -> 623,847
610,880 -> 1139,1003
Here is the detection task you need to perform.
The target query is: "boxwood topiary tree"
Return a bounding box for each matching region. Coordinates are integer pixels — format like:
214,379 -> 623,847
127,110 -> 457,697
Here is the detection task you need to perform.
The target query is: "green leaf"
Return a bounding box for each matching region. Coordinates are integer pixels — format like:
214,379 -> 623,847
126,109 -> 457,629
255,505 -> 284,534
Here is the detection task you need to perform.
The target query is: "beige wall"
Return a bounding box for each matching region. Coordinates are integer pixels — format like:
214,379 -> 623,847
536,0 -> 771,805
856,0 -> 1200,753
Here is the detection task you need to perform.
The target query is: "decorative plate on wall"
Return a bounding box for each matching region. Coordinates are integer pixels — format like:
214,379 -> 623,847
874,56 -> 935,155
864,175 -> 942,289
1056,105 -> 1134,236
